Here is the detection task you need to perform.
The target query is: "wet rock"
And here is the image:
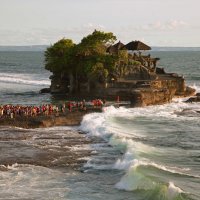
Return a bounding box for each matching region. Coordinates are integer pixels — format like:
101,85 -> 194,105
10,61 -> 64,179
196,93 -> 200,97
40,88 -> 51,93
186,96 -> 200,103
0,127 -> 102,170
184,86 -> 196,97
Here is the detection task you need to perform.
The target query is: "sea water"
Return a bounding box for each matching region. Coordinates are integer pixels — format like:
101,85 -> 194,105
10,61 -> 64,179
0,51 -> 51,105
0,50 -> 199,200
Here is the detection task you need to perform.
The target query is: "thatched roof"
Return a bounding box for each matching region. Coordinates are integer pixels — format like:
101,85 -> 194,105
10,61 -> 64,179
124,41 -> 151,51
107,41 -> 126,54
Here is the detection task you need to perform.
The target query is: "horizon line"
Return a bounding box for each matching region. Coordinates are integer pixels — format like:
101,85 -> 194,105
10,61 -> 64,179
0,45 -> 200,48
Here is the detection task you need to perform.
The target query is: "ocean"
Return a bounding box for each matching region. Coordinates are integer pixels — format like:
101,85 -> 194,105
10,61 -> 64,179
0,50 -> 199,200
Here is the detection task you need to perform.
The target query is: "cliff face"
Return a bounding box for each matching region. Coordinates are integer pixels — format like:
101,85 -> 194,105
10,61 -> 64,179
47,65 -> 195,107
50,74 -> 70,94
115,74 -> 195,106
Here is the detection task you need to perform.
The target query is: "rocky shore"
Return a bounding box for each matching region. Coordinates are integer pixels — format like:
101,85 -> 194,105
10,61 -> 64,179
0,108 -> 101,129
47,68 -> 195,107
186,93 -> 200,103
0,125 -> 104,170
0,108 -> 103,170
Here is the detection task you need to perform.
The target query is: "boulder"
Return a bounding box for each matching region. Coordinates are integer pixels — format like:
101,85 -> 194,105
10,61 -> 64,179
184,86 -> 196,97
186,97 -> 197,103
196,93 -> 200,97
40,88 -> 51,93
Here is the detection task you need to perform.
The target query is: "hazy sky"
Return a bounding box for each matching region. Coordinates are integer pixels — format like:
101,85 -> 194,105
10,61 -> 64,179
0,0 -> 200,46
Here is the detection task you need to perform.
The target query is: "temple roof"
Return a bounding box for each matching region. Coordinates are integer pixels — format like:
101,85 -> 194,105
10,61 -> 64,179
107,41 -> 126,53
124,41 -> 151,51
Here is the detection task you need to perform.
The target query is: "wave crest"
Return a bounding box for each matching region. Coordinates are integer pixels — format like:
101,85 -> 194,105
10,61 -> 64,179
0,73 -> 50,86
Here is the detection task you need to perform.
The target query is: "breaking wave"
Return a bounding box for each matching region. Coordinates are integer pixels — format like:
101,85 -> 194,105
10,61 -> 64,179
0,73 -> 50,86
80,103 -> 199,199
188,83 -> 200,93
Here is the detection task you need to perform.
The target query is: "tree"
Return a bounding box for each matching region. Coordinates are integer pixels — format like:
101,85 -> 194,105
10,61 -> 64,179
44,38 -> 75,74
44,30 -> 118,93
90,62 -> 109,83
44,38 -> 76,93
74,30 -> 117,84
115,50 -> 129,77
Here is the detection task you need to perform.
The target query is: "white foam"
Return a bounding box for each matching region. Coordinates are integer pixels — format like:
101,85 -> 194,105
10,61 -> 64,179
167,182 -> 183,198
189,83 -> 200,93
80,112 -> 108,137
115,161 -> 156,191
115,156 -> 198,176
0,163 -> 70,199
7,163 -> 21,170
0,72 -> 50,86
69,144 -> 91,151
34,126 -> 78,132
115,162 -> 185,197
80,104 -> 199,195
84,160 -> 113,170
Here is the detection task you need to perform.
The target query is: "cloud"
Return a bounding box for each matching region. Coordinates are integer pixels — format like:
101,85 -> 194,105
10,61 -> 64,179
115,20 -> 188,34
0,23 -> 107,45
0,20 -> 195,47
151,20 -> 187,30
83,23 -> 105,31
141,20 -> 188,31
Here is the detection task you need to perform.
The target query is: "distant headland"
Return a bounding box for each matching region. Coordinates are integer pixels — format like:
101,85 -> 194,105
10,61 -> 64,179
1,45 -> 200,52
42,30 -> 195,106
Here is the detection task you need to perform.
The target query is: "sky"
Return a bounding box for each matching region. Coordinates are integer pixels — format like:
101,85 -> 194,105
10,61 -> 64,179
0,0 -> 200,46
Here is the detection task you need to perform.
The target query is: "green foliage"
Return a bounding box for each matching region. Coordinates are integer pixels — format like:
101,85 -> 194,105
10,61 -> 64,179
44,30 -> 143,92
90,62 -> 109,83
129,60 -> 141,66
81,30 -> 116,48
44,38 -> 75,73
72,30 -> 117,76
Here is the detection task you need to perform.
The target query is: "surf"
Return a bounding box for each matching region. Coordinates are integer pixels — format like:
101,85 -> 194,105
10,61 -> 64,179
0,72 -> 50,86
80,101 -> 200,199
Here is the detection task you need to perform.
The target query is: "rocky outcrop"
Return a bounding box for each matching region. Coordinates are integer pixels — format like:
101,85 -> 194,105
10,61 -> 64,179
40,88 -> 51,93
129,88 -> 175,107
48,62 -> 195,107
186,93 -> 200,103
123,65 -> 157,80
100,73 -> 195,106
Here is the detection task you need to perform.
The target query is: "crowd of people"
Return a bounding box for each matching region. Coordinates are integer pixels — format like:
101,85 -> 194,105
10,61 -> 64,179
0,99 -> 105,119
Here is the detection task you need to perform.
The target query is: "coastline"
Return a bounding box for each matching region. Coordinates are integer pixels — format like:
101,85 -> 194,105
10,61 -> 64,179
0,108 -> 102,129
0,125 -> 103,170
0,107 -> 103,170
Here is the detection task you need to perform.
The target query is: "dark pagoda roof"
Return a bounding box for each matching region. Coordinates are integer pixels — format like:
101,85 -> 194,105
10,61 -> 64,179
107,41 -> 126,54
124,41 -> 151,51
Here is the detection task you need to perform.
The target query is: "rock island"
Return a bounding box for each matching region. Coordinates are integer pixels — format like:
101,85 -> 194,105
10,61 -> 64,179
44,30 -> 195,106
0,30 -> 196,129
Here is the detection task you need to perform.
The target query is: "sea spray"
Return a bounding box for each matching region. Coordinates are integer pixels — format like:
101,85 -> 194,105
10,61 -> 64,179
0,164 -> 69,199
115,165 -> 185,200
80,112 -> 108,137
143,182 -> 185,200
189,83 -> 200,93
115,160 -> 156,191
80,104 -> 198,199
